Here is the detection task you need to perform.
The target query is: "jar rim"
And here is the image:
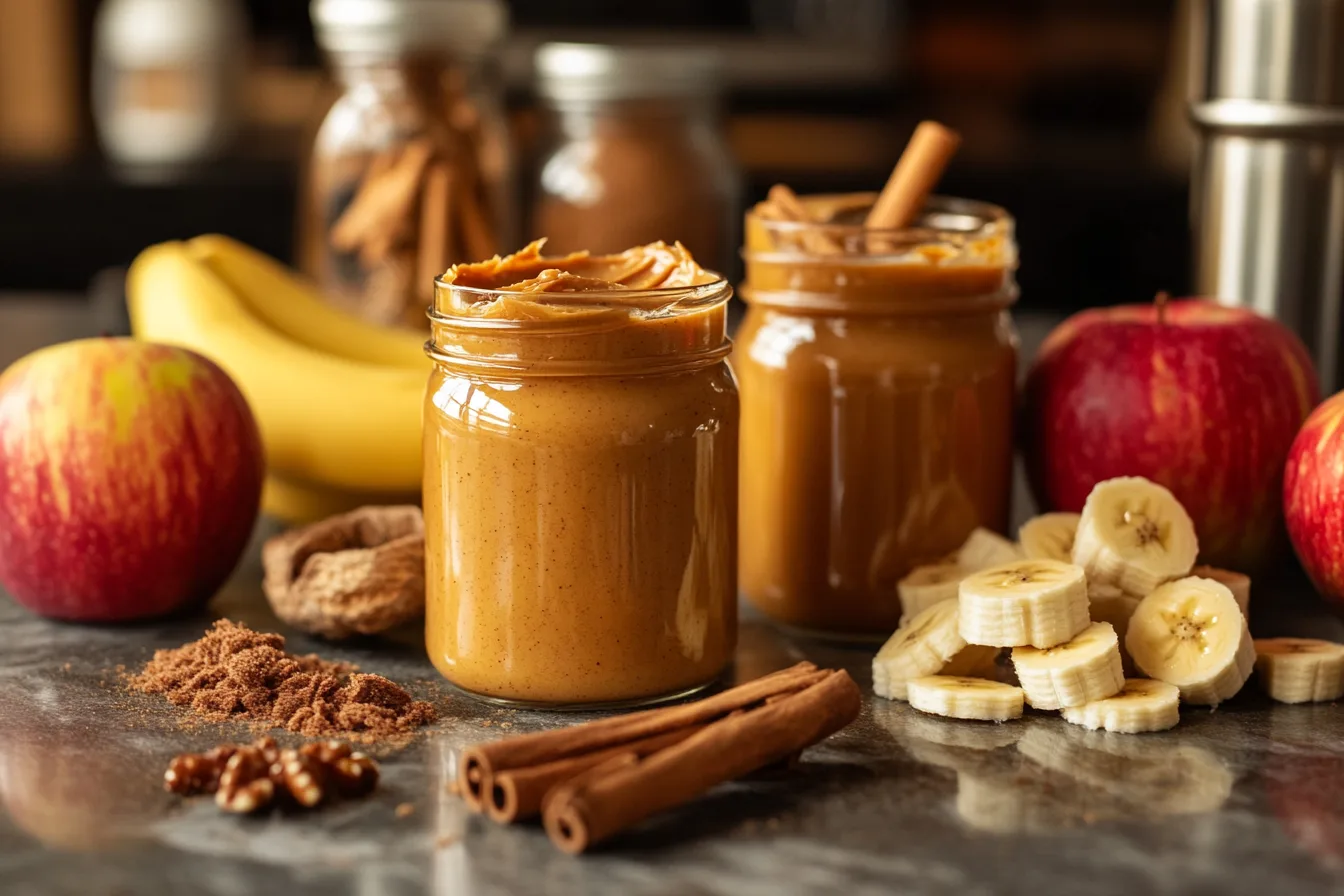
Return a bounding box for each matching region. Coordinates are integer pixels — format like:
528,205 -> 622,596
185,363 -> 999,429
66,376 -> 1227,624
741,193 -> 1018,315
428,276 -> 733,331
744,193 -> 1015,260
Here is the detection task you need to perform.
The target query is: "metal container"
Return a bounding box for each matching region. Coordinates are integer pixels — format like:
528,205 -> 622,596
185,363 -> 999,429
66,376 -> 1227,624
1188,0 -> 1344,392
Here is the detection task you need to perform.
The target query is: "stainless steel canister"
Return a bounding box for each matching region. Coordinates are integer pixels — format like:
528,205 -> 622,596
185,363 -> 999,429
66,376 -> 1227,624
1188,0 -> 1344,392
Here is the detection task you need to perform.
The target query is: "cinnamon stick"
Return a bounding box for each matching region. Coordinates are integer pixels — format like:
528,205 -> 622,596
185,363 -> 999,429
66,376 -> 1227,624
458,662 -> 822,811
416,161 -> 455,303
485,725 -> 706,823
864,120 -> 961,231
542,669 -> 862,854
331,137 -> 435,261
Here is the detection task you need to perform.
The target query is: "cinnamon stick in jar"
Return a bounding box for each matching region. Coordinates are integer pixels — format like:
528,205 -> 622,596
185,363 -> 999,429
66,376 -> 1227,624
865,120 -> 961,232
542,669 -> 862,854
765,184 -> 843,254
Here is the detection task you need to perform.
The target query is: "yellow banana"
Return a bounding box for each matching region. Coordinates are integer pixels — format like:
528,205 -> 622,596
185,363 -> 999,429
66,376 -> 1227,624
185,234 -> 431,371
127,242 -> 426,494
261,472 -> 419,526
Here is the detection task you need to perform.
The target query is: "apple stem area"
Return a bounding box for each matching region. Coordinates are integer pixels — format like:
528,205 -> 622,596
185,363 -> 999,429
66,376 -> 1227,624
1154,291 -> 1170,325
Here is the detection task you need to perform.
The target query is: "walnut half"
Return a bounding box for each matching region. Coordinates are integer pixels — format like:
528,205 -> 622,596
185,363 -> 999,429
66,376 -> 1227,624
262,505 -> 425,640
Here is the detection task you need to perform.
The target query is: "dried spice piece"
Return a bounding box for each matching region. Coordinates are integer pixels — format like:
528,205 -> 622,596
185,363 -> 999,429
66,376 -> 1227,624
130,619 -> 436,740
164,737 -> 381,815
216,746 -> 275,814
262,506 -> 426,640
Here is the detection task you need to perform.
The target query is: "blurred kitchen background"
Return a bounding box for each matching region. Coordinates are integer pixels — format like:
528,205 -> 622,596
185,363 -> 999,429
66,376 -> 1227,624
0,0 -> 1192,313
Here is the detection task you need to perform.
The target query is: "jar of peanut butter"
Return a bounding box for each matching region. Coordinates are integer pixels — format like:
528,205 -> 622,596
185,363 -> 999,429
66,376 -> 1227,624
736,193 -> 1019,638
425,240 -> 739,707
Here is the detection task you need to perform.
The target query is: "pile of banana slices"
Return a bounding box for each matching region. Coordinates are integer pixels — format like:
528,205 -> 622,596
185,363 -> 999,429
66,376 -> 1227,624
875,475 -> 1344,733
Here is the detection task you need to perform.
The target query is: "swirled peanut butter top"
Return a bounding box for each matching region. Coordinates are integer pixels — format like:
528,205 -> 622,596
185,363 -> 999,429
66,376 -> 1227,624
431,240 -> 729,359
442,240 -> 717,293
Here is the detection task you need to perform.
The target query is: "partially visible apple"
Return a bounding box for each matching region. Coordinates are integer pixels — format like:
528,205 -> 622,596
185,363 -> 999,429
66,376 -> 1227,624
1284,392 -> 1344,603
0,338 -> 263,621
1023,297 -> 1319,572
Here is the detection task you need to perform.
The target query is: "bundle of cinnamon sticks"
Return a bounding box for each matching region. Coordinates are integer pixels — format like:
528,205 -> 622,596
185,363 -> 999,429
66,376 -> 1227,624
757,120 -> 962,254
323,60 -> 502,325
455,662 -> 861,854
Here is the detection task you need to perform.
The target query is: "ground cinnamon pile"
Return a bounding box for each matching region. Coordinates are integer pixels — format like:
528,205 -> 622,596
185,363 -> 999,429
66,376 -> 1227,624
129,620 -> 436,739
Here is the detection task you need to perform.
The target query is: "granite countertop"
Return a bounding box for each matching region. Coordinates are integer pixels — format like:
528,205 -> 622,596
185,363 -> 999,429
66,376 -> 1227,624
5,300 -> 1344,895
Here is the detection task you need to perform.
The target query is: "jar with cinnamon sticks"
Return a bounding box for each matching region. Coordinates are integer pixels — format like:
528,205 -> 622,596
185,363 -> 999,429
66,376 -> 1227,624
528,43 -> 739,280
301,0 -> 514,328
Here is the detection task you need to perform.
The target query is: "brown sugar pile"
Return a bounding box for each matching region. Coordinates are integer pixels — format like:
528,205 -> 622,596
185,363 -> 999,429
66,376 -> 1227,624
129,620 -> 436,738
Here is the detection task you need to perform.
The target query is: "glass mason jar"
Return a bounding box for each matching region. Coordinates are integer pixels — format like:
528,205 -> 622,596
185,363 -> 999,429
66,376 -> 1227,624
528,43 -> 739,279
301,0 -> 514,328
423,271 -> 739,708
736,194 -> 1020,638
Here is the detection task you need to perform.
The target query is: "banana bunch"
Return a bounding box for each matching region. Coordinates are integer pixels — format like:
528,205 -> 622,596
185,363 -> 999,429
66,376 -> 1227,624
126,236 -> 430,524
875,474 -> 1339,735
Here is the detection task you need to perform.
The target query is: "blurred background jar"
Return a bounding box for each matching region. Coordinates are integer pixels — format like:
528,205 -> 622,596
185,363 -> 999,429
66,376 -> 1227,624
301,0 -> 513,328
529,42 -> 740,279
92,0 -> 247,168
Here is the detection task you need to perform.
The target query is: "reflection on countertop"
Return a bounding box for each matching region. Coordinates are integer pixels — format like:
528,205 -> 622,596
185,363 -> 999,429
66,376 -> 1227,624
5,536 -> 1344,895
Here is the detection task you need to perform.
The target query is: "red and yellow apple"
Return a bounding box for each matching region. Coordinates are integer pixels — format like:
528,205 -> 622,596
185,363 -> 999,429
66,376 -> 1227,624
1284,392 -> 1344,602
1023,298 -> 1319,572
0,338 -> 263,621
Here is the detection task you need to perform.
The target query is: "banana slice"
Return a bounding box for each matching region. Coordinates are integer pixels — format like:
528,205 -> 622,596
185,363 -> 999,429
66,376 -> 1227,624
1254,638 -> 1344,704
1011,621 -> 1125,709
956,527 -> 1024,573
1060,678 -> 1181,733
1125,576 -> 1254,705
1087,587 -> 1142,677
958,559 -> 1090,648
897,563 -> 962,625
1018,512 -> 1081,563
1072,477 -> 1198,598
872,601 -> 966,700
1192,565 -> 1251,617
907,676 -> 1025,721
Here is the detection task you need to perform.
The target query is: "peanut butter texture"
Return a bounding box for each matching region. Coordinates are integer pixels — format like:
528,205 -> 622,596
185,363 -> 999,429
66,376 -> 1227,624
425,240 -> 737,704
736,193 -> 1017,635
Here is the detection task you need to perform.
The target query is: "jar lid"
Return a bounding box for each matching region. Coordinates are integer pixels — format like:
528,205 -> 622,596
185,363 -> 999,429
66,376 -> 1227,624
535,42 -> 722,103
311,0 -> 507,56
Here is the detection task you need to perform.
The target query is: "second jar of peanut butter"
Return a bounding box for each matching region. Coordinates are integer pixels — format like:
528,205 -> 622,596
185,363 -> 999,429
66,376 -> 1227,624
424,240 -> 738,707
736,193 -> 1019,638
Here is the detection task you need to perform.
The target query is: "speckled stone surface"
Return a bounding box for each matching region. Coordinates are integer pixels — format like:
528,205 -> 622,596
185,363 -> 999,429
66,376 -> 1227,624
5,540 -> 1344,896
4,304 -> 1344,894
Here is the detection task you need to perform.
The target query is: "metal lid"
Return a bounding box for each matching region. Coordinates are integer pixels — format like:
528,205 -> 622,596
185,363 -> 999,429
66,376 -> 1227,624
534,42 -> 722,103
311,0 -> 507,56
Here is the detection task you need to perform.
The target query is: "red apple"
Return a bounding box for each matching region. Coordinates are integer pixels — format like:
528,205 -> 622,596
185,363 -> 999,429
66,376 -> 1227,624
0,338 -> 263,621
1023,297 -> 1319,572
1284,392 -> 1344,601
